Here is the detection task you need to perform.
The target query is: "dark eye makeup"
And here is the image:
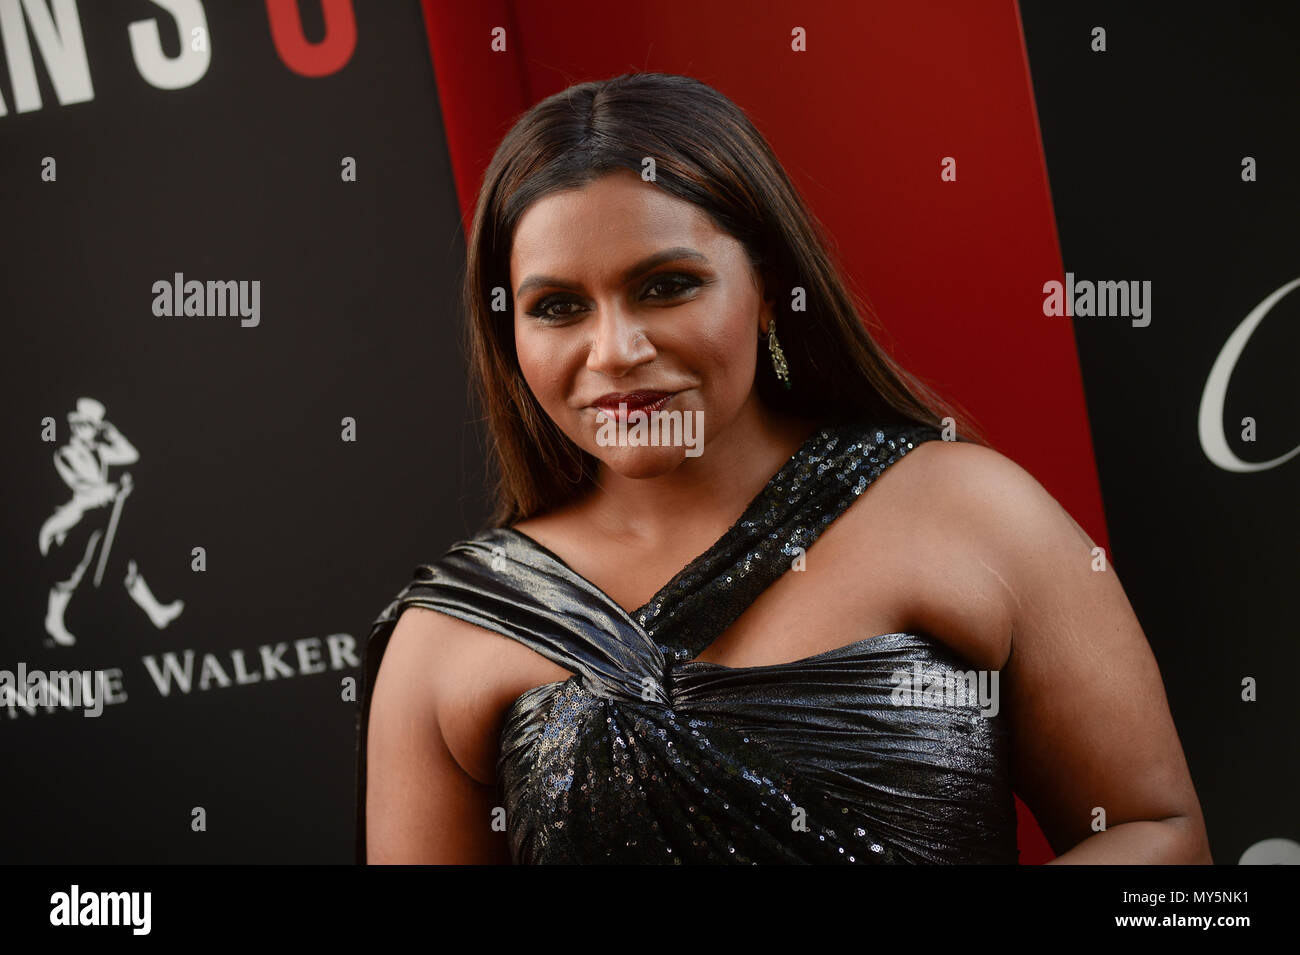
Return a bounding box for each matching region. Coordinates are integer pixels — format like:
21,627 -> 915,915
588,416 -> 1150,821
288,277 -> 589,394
523,272 -> 706,322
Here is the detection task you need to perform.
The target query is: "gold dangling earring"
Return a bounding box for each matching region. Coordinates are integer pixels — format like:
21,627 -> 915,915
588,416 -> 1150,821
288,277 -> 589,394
766,317 -> 791,390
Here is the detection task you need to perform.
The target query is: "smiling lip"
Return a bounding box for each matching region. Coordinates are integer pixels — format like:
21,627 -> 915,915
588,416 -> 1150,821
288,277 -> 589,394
590,391 -> 675,416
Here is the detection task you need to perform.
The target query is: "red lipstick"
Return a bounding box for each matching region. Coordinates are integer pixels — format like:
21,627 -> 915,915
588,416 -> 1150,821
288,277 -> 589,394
591,391 -> 674,419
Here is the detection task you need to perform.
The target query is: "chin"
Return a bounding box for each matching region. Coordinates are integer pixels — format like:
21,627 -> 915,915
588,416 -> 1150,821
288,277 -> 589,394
589,444 -> 689,480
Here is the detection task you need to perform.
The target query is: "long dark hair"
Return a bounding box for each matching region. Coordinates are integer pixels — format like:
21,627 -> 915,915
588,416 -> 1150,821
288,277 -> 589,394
463,71 -> 986,528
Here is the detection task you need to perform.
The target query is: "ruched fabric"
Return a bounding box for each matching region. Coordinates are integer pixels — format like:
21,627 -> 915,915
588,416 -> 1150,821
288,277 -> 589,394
355,418 -> 1019,864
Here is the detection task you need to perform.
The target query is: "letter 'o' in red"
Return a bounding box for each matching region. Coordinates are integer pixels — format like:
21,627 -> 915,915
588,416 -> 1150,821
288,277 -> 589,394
266,0 -> 357,78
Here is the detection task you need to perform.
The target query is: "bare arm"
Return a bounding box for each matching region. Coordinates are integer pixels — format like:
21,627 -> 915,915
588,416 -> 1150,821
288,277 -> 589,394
941,443 -> 1212,863
365,607 -> 511,864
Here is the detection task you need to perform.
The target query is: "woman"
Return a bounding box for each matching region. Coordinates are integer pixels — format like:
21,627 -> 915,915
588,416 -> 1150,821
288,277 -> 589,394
356,72 -> 1210,864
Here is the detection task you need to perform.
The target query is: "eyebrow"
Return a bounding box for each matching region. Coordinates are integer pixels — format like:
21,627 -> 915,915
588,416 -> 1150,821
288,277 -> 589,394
514,247 -> 709,299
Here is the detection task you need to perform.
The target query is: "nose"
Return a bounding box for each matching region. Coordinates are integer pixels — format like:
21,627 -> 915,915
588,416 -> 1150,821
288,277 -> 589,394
586,302 -> 656,376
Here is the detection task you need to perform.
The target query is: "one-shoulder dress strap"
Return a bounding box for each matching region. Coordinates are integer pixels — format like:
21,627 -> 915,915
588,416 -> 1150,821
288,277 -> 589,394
640,418 -> 950,658
362,530 -> 668,706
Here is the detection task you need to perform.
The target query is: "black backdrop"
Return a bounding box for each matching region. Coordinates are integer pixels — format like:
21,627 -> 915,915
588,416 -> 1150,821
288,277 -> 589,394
0,1 -> 485,862
1021,1 -> 1299,864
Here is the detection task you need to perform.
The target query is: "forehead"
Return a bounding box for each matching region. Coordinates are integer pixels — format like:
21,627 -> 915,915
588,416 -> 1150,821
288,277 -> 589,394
510,171 -> 728,280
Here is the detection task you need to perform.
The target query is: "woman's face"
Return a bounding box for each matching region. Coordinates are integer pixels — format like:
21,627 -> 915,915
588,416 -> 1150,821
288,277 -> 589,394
510,169 -> 772,479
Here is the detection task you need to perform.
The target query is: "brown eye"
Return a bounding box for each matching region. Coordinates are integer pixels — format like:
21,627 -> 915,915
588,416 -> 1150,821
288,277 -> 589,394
524,274 -> 703,323
525,296 -> 583,322
644,274 -> 700,299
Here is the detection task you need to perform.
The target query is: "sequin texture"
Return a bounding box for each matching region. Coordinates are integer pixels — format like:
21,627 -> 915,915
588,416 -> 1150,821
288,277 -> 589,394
355,417 -> 1019,864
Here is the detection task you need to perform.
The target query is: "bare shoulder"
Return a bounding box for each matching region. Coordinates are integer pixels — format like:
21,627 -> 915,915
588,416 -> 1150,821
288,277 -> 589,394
898,434 -> 1041,497
899,436 -> 1119,641
866,436 -> 1102,666
897,436 -> 1095,551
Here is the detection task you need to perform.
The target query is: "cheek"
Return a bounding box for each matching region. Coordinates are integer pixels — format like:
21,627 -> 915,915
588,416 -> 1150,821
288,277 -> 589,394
514,327 -> 572,403
686,296 -> 758,385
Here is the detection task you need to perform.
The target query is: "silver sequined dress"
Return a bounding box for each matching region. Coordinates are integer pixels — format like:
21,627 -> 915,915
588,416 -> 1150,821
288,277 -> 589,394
355,418 -> 1020,864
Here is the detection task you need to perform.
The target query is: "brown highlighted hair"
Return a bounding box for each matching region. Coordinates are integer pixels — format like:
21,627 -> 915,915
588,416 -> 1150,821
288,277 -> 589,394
463,71 -> 985,528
